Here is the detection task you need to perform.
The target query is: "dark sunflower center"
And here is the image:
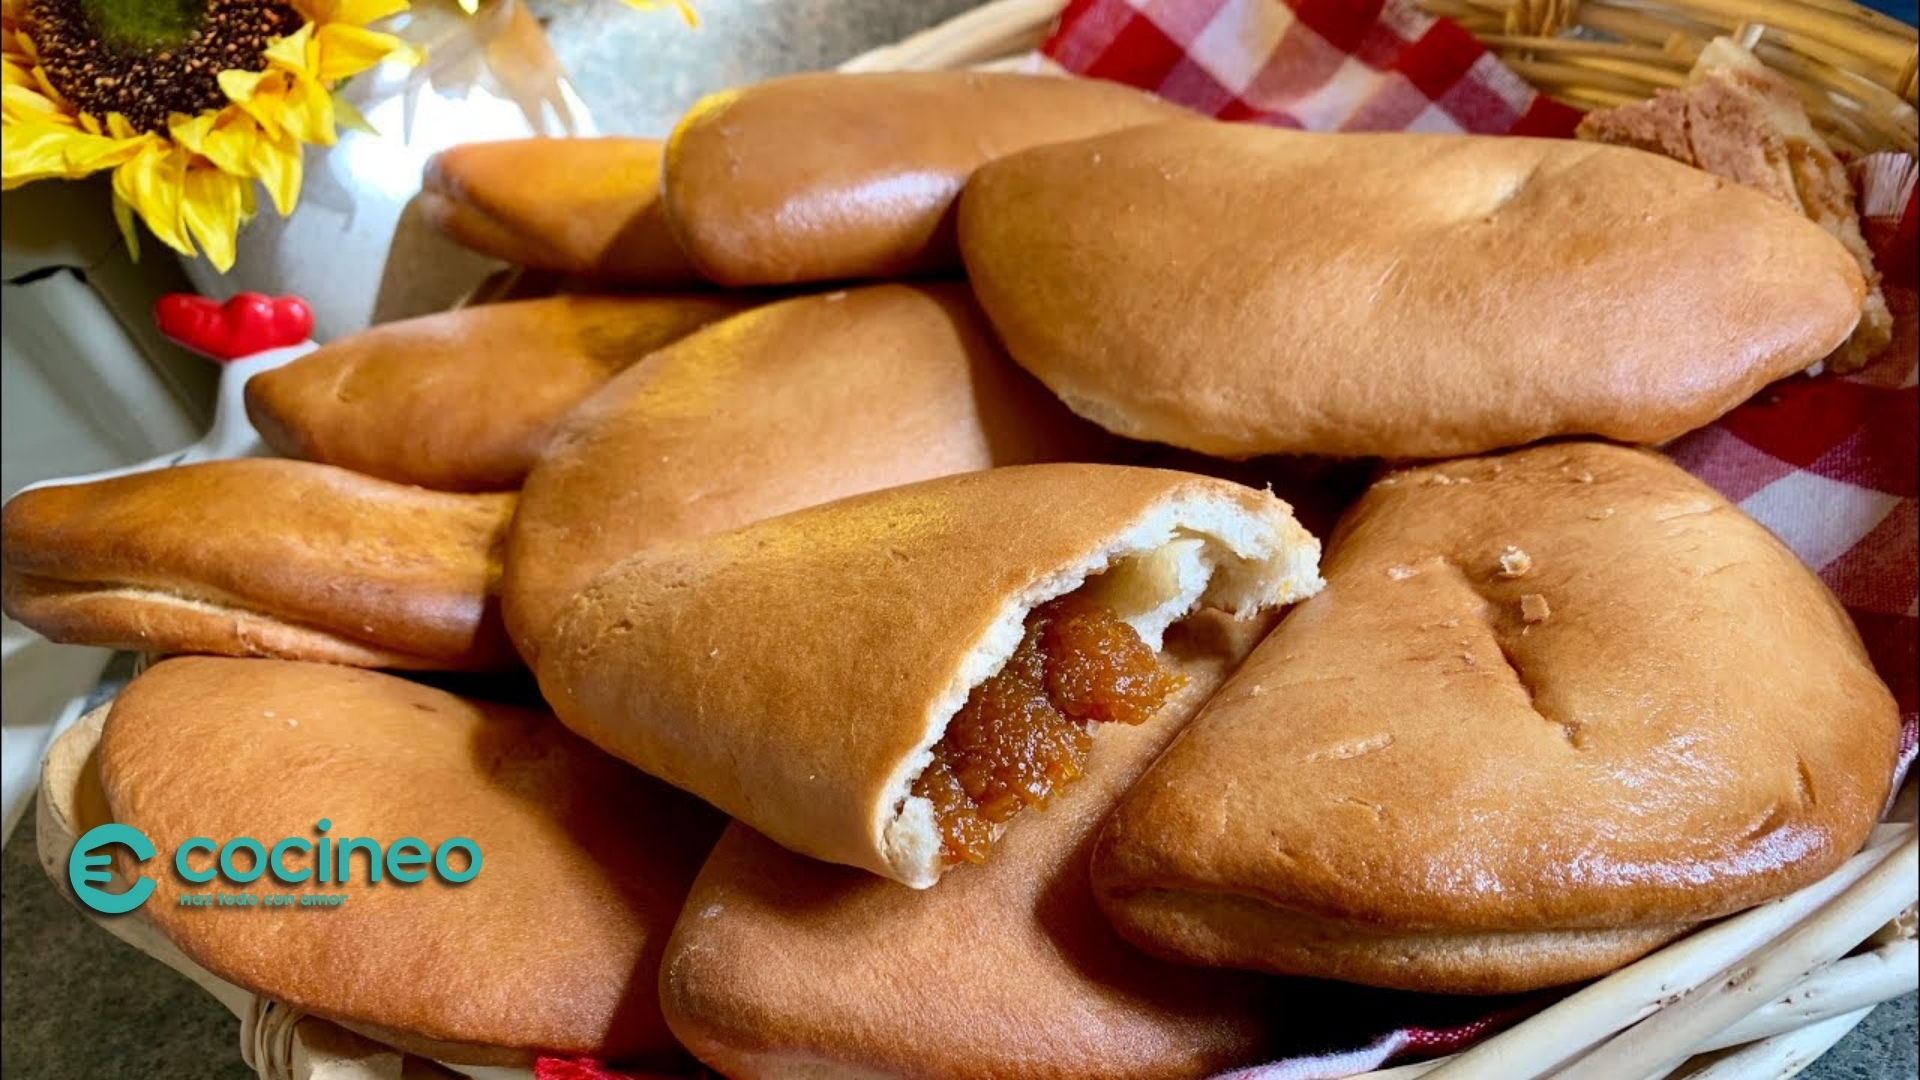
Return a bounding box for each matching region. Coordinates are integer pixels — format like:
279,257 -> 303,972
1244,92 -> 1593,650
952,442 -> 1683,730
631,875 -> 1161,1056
80,0 -> 211,49
26,0 -> 304,135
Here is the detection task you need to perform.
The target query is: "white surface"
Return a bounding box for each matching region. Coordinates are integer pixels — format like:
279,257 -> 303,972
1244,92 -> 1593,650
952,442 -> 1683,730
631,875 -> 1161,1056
14,344 -> 314,493
184,28 -> 595,342
0,260 -> 215,847
1,177 -> 221,429
0,622 -> 109,847
0,343 -> 312,848
1,272 -> 201,497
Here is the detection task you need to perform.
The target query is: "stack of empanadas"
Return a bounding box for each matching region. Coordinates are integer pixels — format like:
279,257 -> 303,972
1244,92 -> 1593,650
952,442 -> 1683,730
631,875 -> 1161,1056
10,63 -> 1902,1080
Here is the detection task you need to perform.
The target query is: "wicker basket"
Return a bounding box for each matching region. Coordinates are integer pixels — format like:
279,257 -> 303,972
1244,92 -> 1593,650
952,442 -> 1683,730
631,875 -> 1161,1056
845,5 -> 1920,1079
844,0 -> 1919,154
1429,0 -> 1918,155
37,2 -> 1920,1079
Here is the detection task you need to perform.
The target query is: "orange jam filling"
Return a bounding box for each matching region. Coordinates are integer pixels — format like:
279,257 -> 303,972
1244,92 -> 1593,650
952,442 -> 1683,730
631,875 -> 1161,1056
912,595 -> 1188,866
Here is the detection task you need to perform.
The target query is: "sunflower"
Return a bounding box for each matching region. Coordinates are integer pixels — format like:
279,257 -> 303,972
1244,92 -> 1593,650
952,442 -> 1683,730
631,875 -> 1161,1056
2,1 -> 418,271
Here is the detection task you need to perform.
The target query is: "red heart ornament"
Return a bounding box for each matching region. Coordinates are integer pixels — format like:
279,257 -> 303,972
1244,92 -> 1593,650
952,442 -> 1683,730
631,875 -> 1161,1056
154,292 -> 314,362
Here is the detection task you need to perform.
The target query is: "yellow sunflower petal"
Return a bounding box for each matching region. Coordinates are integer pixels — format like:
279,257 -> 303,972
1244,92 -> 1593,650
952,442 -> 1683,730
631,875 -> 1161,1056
111,191 -> 142,262
112,144 -> 192,257
166,110 -> 216,152
10,28 -> 41,66
247,126 -> 304,216
180,163 -> 249,271
313,23 -> 410,81
3,59 -> 36,91
2,81 -> 71,125
218,68 -> 287,137
386,37 -> 424,68
2,118 -> 146,187
274,71 -> 336,145
218,67 -> 270,106
28,63 -> 63,105
626,0 -> 698,26
167,109 -> 250,176
262,23 -> 317,74
164,104 -> 301,218
329,89 -> 375,135
0,125 -> 89,186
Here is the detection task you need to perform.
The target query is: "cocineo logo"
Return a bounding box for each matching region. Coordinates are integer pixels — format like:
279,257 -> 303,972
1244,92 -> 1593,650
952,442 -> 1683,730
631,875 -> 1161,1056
68,819 -> 481,914
69,823 -> 156,914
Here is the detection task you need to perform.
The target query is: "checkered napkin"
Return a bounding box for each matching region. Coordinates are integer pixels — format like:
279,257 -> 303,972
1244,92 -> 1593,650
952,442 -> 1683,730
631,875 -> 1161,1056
1045,0 -> 1583,135
1039,1 -> 1920,1077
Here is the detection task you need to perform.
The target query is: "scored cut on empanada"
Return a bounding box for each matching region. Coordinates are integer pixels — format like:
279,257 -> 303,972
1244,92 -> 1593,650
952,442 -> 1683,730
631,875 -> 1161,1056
1092,442 -> 1901,994
538,464 -> 1323,888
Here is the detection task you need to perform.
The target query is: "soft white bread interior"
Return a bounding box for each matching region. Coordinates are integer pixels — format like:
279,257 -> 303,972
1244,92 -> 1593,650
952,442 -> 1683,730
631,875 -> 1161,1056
880,490 -> 1322,885
538,464 -> 1323,888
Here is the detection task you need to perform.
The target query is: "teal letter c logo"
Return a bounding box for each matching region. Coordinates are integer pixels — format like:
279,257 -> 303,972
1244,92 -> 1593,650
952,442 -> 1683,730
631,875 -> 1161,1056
69,823 -> 156,914
176,838 -> 217,883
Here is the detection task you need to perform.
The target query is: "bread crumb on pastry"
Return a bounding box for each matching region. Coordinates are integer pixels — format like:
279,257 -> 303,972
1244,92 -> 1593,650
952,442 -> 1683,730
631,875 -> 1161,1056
1521,593 -> 1552,623
1497,546 -> 1533,578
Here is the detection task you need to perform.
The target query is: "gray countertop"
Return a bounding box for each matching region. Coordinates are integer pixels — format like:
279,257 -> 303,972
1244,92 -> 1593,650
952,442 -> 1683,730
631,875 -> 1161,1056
3,2 -> 1914,1078
534,0 -> 986,135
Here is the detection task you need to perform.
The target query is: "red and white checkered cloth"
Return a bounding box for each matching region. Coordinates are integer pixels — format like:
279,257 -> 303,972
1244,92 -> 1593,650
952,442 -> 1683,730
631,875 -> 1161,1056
1039,1 -> 1920,1077
1046,0 -> 1583,135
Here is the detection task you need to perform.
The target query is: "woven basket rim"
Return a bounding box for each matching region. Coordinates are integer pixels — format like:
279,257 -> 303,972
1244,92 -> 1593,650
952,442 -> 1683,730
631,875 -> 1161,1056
840,0 -> 1919,155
